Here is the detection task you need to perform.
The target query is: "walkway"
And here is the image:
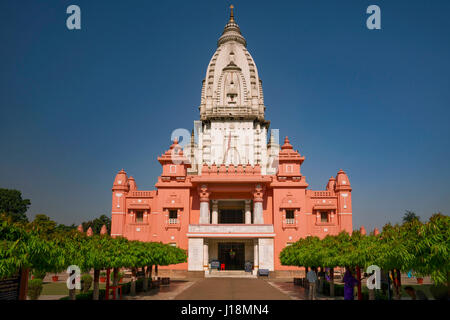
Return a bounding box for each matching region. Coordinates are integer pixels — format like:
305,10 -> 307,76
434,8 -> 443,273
174,278 -> 292,300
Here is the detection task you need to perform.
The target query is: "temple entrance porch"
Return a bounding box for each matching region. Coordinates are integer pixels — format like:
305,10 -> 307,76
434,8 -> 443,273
187,226 -> 275,274
215,200 -> 247,224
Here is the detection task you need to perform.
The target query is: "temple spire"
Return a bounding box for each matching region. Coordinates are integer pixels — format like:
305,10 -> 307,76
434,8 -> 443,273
218,4 -> 246,47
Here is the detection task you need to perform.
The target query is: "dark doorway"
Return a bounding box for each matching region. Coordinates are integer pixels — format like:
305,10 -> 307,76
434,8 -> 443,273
218,242 -> 245,270
219,209 -> 244,224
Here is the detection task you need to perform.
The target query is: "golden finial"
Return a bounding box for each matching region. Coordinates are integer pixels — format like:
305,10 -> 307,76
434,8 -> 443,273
230,4 -> 235,21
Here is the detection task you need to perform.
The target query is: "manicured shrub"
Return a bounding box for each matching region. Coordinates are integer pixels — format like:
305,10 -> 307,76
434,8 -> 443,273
81,274 -> 93,293
27,279 -> 43,300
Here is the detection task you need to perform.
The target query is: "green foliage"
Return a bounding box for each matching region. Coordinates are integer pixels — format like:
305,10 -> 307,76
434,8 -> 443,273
81,274 -> 93,293
403,210 -> 420,223
0,219 -> 58,278
32,269 -> 47,279
81,215 -> 111,235
29,214 -> 57,238
0,189 -> 31,223
27,279 -> 43,300
280,213 -> 450,285
110,271 -> 124,282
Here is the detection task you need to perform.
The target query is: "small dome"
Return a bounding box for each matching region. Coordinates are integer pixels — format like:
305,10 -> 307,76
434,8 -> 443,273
326,176 -> 336,191
100,225 -> 108,235
128,176 -> 137,191
113,169 -> 129,191
335,169 -> 351,190
281,136 -> 293,150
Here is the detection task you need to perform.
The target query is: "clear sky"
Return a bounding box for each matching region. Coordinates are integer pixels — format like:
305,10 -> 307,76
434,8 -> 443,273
1,0 -> 449,230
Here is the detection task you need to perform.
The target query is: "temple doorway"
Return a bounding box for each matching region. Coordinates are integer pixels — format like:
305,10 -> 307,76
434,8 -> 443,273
218,242 -> 245,270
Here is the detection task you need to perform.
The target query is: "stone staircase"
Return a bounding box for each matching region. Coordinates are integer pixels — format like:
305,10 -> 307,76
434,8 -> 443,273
205,270 -> 257,278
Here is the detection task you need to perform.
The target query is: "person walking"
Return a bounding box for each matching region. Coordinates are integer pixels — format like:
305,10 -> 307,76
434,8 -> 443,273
306,267 -> 318,300
343,267 -> 358,300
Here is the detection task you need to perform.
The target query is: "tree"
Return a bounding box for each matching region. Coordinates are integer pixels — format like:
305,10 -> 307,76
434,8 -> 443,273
29,214 -> 57,237
81,215 -> 111,235
402,210 -> 420,223
0,189 -> 31,223
0,218 -> 58,279
407,213 -> 449,286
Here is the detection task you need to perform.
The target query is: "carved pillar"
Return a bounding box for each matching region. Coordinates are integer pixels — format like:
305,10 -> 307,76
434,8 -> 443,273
245,200 -> 252,224
199,185 -> 210,224
316,211 -> 321,224
253,184 -> 264,224
211,200 -> 218,224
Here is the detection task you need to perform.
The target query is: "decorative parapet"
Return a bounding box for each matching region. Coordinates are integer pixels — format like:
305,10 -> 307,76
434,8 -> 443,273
201,163 -> 262,175
188,224 -> 274,235
128,191 -> 155,198
307,190 -> 336,198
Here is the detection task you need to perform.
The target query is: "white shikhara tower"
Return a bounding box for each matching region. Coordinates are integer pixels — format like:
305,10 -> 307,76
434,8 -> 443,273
188,6 -> 279,175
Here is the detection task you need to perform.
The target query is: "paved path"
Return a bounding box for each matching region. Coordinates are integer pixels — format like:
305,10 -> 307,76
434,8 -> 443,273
125,280 -> 195,300
268,281 -> 342,300
174,278 -> 292,300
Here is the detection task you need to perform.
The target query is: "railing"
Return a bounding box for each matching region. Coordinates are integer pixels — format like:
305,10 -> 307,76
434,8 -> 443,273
282,218 -> 297,229
200,163 -> 262,175
311,191 -> 333,197
165,218 -> 181,230
129,191 -> 154,197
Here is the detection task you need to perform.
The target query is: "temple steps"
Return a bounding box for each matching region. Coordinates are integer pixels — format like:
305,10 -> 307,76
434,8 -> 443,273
205,270 -> 257,278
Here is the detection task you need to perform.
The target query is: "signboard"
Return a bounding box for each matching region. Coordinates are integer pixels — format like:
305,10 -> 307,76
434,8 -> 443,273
210,260 -> 220,269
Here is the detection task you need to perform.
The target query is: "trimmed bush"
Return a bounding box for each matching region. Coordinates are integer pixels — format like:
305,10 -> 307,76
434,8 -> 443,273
81,274 -> 93,293
27,279 -> 43,300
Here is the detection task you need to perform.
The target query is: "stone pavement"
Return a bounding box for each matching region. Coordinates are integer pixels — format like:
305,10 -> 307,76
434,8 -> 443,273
174,278 -> 292,300
267,280 -> 342,300
125,280 -> 196,300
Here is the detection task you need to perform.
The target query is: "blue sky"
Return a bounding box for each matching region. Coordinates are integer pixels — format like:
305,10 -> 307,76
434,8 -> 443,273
0,0 -> 449,230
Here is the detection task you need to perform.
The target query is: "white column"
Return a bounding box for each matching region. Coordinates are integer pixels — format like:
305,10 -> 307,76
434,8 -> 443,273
253,201 -> 264,224
203,240 -> 209,271
212,200 -> 218,224
253,239 -> 259,275
199,201 -> 210,224
245,200 -> 252,224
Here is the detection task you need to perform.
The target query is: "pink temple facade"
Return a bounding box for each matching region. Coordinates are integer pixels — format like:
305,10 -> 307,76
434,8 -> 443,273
110,7 -> 352,277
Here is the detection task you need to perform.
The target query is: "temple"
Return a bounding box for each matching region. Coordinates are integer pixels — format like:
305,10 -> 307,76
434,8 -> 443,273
110,6 -> 352,277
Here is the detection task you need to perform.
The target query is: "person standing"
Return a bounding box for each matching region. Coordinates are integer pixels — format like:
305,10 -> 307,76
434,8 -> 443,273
307,267 -> 318,300
343,267 -> 358,300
